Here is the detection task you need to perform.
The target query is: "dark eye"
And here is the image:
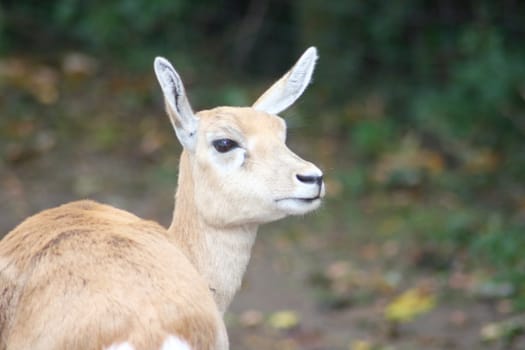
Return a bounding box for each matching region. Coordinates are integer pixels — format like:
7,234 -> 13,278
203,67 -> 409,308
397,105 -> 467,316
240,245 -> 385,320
212,139 -> 239,153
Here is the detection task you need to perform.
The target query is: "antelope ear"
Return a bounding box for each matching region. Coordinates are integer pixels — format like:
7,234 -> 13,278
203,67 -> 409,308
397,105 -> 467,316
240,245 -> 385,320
154,57 -> 198,151
252,47 -> 318,115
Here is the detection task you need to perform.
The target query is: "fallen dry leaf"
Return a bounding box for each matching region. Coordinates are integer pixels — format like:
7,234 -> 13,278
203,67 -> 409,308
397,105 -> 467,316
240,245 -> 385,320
385,287 -> 436,323
350,339 -> 373,350
268,310 -> 300,330
62,52 -> 98,79
480,315 -> 525,342
239,309 -> 264,328
448,310 -> 468,327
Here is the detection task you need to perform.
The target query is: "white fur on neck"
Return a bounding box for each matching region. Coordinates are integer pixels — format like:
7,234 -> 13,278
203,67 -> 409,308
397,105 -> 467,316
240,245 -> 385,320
200,225 -> 258,313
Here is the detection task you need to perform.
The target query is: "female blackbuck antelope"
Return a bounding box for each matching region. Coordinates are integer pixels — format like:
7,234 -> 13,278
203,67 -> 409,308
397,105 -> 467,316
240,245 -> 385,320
0,47 -> 324,350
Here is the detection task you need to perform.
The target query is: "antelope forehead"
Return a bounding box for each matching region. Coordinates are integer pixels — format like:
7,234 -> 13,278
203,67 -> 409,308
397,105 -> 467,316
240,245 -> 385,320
199,107 -> 286,131
248,112 -> 286,132
239,114 -> 287,145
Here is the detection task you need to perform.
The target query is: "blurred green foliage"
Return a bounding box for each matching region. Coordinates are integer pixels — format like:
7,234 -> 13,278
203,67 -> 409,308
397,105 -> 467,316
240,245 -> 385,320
1,0 -> 525,306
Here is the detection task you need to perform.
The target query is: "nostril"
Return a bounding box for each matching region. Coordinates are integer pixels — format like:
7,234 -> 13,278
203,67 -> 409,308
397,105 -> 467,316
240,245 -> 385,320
296,174 -> 323,186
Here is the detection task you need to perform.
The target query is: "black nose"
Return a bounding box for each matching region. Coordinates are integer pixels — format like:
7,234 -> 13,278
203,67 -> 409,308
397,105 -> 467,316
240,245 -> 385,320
296,174 -> 323,186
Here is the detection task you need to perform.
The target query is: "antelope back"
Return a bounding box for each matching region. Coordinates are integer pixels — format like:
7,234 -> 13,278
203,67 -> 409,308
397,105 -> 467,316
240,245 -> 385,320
0,201 -> 225,350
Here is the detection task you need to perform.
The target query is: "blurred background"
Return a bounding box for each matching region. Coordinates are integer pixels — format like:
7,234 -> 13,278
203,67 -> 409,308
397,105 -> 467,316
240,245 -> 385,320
1,1 -> 525,349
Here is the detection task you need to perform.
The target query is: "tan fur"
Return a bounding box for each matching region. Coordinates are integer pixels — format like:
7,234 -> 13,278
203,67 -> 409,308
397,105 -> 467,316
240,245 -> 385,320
0,48 -> 323,350
0,201 -> 223,350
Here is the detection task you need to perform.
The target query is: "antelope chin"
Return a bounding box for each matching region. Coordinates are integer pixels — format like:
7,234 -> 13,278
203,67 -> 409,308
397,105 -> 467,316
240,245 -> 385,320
275,196 -> 322,215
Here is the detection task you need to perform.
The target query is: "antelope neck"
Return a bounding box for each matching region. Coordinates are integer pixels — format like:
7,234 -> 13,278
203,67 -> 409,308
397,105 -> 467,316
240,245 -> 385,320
167,151 -> 258,313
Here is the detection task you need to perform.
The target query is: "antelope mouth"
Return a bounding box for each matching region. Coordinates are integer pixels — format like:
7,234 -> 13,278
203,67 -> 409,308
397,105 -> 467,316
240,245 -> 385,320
276,196 -> 321,203
296,196 -> 321,203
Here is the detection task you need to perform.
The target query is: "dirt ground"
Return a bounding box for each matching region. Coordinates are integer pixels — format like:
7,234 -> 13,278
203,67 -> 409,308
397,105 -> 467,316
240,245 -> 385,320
1,145 -> 524,350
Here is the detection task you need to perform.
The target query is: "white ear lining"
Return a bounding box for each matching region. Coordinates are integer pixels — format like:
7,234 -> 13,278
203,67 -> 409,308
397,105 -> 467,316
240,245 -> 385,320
154,57 -> 193,117
252,47 -> 318,115
154,57 -> 198,151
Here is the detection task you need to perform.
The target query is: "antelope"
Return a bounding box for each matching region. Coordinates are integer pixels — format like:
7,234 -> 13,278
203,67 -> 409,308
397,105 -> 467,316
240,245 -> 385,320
0,47 -> 324,350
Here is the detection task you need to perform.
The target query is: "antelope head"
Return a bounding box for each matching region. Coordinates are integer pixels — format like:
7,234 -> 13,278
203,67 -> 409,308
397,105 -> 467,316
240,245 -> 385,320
154,47 -> 324,228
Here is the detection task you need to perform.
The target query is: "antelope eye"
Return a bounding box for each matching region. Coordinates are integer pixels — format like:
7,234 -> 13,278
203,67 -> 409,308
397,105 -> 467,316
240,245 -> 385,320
212,139 -> 239,153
